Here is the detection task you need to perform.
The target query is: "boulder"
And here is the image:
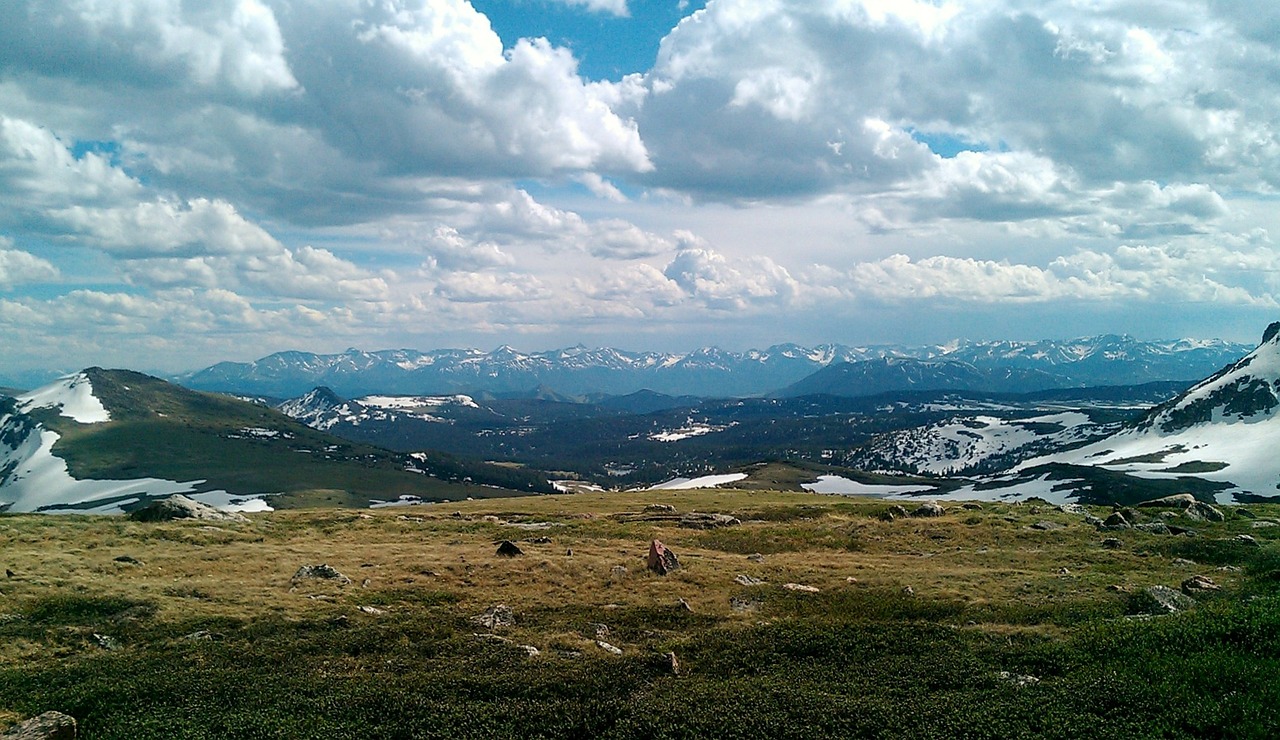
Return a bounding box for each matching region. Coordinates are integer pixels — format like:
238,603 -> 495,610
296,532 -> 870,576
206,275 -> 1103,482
1030,521 -> 1065,531
1137,493 -> 1196,508
291,563 -> 351,585
1131,585 -> 1196,615
1101,538 -> 1124,549
782,583 -> 820,593
1135,522 -> 1171,535
0,712 -> 77,740
962,503 -> 983,511
881,505 -> 909,521
910,502 -> 945,518
734,574 -> 766,586
596,640 -> 623,656
1184,501 -> 1225,523
647,540 -> 681,575
1100,512 -> 1132,530
128,495 -> 248,523
1181,575 -> 1221,595
495,540 -> 524,557
643,504 -> 677,514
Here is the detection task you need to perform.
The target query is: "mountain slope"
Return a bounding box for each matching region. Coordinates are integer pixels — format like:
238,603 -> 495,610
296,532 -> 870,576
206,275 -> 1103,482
1,369 -> 552,514
776,357 -> 1068,398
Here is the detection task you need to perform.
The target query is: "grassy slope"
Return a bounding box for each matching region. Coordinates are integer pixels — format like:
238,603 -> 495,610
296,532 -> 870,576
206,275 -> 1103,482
36,369 -> 548,508
2,489 -> 1279,737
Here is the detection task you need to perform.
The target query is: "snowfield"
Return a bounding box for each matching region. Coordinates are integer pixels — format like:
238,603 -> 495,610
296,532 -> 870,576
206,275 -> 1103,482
17,372 -> 110,423
802,475 -> 936,496
648,473 -> 748,490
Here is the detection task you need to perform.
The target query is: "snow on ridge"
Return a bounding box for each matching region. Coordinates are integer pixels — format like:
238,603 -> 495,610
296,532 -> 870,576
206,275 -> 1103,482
17,372 -> 111,424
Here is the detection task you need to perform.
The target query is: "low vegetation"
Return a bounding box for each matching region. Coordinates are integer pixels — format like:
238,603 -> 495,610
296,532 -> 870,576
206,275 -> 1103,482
2,489 -> 1278,737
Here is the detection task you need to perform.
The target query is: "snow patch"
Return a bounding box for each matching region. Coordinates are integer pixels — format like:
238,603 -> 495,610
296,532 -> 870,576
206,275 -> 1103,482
802,475 -> 935,496
648,473 -> 747,490
17,373 -> 111,423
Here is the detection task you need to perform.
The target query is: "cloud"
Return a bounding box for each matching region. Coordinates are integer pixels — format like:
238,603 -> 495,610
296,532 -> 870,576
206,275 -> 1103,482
663,241 -> 799,310
548,0 -> 630,17
0,239 -> 58,287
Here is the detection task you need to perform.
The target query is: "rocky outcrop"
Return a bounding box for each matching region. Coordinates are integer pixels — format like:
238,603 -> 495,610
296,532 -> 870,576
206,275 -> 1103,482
291,564 -> 351,585
0,711 -> 77,740
128,495 -> 248,523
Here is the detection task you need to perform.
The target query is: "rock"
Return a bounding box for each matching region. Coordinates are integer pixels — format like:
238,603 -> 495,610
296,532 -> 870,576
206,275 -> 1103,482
1253,520 -> 1279,528
291,564 -> 352,585
996,671 -> 1041,688
782,583 -> 820,593
647,540 -> 681,575
1101,512 -> 1132,530
356,606 -> 386,616
1058,503 -> 1087,515
1030,521 -> 1065,531
663,651 -> 681,676
1171,558 -> 1197,567
92,633 -> 120,651
590,623 -> 610,639
746,553 -> 765,563
902,585 -> 915,596
881,505 -> 909,521
113,555 -> 143,565
1166,525 -> 1197,536
1184,501 -> 1225,522
0,711 -> 77,740
1138,493 -> 1197,508
518,645 -> 540,657
610,565 -> 629,579
495,540 -> 524,557
1083,514 -> 1104,527
677,513 -> 741,529
910,502 -> 945,518
1181,575 -> 1221,595
183,630 -> 216,641
845,577 -> 859,585
729,597 -> 760,612
1131,585 -> 1196,615
676,597 -> 693,612
471,604 -> 515,630
1056,567 -> 1071,576
1236,508 -> 1258,520
128,494 -> 248,523
526,536 -> 552,544
643,504 -> 677,513
596,640 -> 623,656
1135,522 -> 1171,535
1233,534 -> 1261,547
1218,565 -> 1243,572
962,503 -> 983,511
734,574 -> 766,586
1101,538 -> 1124,549
566,549 -> 574,556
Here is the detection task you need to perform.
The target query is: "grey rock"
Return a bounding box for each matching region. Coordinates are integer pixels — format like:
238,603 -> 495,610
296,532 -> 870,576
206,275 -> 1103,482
610,565 -> 629,579
0,711 -> 77,740
1132,585 -> 1196,615
911,502 -> 945,518
1181,575 -> 1221,595
1234,534 -> 1261,547
596,640 -> 623,656
734,574 -> 766,586
677,513 -> 741,529
291,564 -> 352,585
471,604 -> 515,630
1101,511 -> 1132,530
1030,521 -> 1065,531
518,645 -> 540,657
1184,501 -> 1225,523
1236,508 -> 1258,520
1058,503 -> 1087,515
746,553 -> 765,563
1171,558 -> 1197,567
962,502 -> 983,511
1138,493 -> 1197,508
128,494 -> 248,523
996,671 -> 1041,688
92,633 -> 120,651
729,596 -> 760,612
1135,522 -> 1171,535
643,504 -> 677,513
882,505 -> 909,521
1252,520 -> 1279,528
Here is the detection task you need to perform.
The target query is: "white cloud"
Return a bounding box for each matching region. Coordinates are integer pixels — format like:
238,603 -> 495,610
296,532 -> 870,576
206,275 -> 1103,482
548,0 -> 630,17
0,239 -> 59,287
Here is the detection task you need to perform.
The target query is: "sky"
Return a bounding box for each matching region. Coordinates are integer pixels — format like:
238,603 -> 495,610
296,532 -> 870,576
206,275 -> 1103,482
2,0 -> 1280,378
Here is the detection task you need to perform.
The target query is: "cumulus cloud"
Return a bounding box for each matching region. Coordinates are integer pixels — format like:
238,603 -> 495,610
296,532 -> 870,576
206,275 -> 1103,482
663,241 -> 799,310
0,239 -> 58,287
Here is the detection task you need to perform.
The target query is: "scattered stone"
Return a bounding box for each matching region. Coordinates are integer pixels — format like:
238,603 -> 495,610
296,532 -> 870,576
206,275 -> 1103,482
291,564 -> 352,585
643,504 -> 677,514
1252,520 -> 1279,529
677,513 -> 741,529
1057,567 -> 1071,576
1083,514 -> 1104,527
1135,522 -> 1171,535
962,503 -> 983,511
113,555 -> 143,565
596,640 -> 623,656
526,536 -> 552,544
1217,565 -> 1243,572
0,711 -> 77,740
676,597 -> 693,612
397,515 -> 423,523
734,574 -> 766,586
183,630 -> 215,641
482,515 -> 502,523
1131,585 -> 1196,615
1101,512 -> 1132,530
610,565 -> 629,579
845,577 -> 859,585
471,604 -> 515,630
1101,538 -> 1124,549
1236,508 -> 1258,520
729,597 -> 760,612
590,623 -> 610,639
128,494 -> 248,523
782,583 -> 820,593
1171,558 -> 1197,567
902,585 -> 915,596
1138,493 -> 1197,508
518,645 -> 540,657
997,671 -> 1041,688
746,553 -> 765,563
1030,521 -> 1065,531
495,540 -> 524,557
1184,501 -> 1225,523
1058,503 -> 1087,515
647,540 -> 681,575
357,606 -> 386,616
93,633 -> 120,651
1233,534 -> 1261,547
1181,575 -> 1221,595
911,502 -> 945,518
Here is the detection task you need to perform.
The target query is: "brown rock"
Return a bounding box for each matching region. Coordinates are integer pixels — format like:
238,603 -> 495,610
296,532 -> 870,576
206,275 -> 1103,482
647,540 -> 681,575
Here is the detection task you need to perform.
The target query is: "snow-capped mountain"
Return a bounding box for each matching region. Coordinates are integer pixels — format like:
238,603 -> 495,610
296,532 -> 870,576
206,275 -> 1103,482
978,322 -> 1280,503
276,387 -> 484,431
174,335 -> 1250,399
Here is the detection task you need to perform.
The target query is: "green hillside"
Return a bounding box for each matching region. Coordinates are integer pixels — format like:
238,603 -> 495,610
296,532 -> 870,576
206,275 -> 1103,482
34,369 -> 552,509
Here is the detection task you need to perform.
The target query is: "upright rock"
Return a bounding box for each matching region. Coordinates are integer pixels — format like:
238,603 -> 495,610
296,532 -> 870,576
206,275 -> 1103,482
647,539 -> 681,575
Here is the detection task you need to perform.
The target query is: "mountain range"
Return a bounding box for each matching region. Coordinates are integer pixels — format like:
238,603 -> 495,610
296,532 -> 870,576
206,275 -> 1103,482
173,335 -> 1250,399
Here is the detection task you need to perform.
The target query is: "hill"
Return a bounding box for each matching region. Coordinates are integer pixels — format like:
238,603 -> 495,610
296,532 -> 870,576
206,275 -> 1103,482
0,369 -> 552,513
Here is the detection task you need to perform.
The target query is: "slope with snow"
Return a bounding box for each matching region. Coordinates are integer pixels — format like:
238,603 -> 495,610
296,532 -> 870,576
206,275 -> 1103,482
16,372 -> 111,423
